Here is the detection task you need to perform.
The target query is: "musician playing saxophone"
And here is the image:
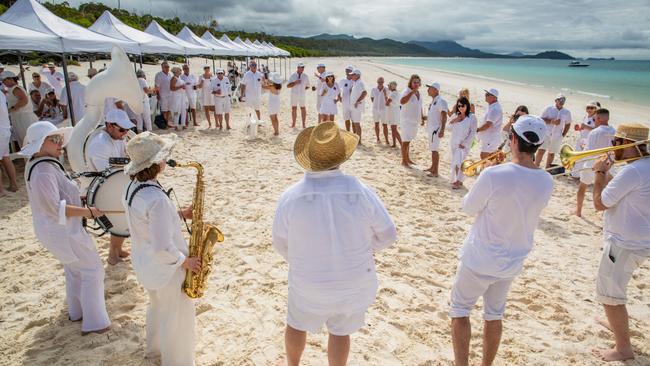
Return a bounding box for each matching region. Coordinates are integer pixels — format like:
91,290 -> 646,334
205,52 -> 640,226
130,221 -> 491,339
122,132 -> 199,365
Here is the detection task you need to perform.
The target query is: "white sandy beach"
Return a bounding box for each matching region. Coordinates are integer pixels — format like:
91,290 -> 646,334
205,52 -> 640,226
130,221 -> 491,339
0,56 -> 648,365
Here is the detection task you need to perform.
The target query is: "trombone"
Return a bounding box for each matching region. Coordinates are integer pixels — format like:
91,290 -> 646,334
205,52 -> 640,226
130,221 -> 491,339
558,139 -> 650,171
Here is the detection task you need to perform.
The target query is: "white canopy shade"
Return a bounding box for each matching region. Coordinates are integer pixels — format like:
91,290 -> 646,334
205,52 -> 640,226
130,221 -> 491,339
89,11 -> 185,55
0,0 -> 137,54
144,21 -> 210,56
218,35 -> 256,57
233,36 -> 264,57
267,41 -> 290,57
201,31 -> 248,57
245,38 -> 271,56
256,40 -> 280,57
0,20 -> 62,53
176,26 -> 232,56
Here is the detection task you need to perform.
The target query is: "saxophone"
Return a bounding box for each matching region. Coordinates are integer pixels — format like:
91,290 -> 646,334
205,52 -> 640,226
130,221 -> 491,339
168,160 -> 225,299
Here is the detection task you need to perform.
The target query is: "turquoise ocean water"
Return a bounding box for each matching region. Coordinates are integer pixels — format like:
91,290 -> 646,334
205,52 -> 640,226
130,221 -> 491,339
380,58 -> 650,106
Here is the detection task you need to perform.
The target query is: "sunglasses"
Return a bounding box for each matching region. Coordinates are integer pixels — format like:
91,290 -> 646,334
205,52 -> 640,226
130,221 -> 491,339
556,99 -> 566,103
46,134 -> 64,144
586,106 -> 597,110
109,123 -> 128,133
33,75 -> 40,78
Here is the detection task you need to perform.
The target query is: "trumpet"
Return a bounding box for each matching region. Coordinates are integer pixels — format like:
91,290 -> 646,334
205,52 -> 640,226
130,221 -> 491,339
558,140 -> 649,171
461,150 -> 509,177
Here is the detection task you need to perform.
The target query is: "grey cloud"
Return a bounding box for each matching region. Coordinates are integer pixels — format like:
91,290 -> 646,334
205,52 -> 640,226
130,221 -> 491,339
622,30 -> 647,41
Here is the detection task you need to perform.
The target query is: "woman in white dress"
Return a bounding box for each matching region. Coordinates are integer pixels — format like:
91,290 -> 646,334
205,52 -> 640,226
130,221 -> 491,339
20,121 -> 111,335
2,71 -> 38,146
169,67 -> 187,131
262,73 -> 283,136
37,89 -> 66,126
448,97 -> 477,189
399,74 -> 423,167
136,70 -> 153,133
385,81 -> 402,147
198,66 -> 215,128
318,72 -> 340,123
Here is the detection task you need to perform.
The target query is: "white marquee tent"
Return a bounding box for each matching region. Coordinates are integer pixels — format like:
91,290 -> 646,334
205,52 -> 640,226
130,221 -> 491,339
144,20 -> 210,56
0,20 -> 61,53
176,26 -> 233,56
201,32 -> 248,57
232,36 -> 264,57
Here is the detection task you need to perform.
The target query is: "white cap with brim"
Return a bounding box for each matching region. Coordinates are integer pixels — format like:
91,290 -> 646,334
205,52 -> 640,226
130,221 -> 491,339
426,82 -> 441,91
124,132 -> 178,176
297,63 -> 305,68
18,121 -> 73,158
586,100 -> 599,108
350,69 -> 361,76
105,109 -> 135,129
345,65 -> 354,71
484,88 -> 499,97
317,63 -> 326,68
216,68 -> 225,74
1,71 -> 17,80
68,72 -> 78,81
555,93 -> 566,100
0,63 -> 4,68
512,115 -> 547,146
47,63 -> 55,67
270,73 -> 284,84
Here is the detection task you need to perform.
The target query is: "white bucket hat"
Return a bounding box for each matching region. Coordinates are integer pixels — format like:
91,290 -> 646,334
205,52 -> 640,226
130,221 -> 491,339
124,132 -> 178,176
18,121 -> 73,157
270,73 -> 283,84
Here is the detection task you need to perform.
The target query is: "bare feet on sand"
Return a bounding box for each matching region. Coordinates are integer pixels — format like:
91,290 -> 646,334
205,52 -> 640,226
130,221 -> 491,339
82,326 -> 110,336
119,249 -> 130,258
592,347 -> 634,362
8,185 -> 18,192
595,316 -> 613,332
107,256 -> 122,265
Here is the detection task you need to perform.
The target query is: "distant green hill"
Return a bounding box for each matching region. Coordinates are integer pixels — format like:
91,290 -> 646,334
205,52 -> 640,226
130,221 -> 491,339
278,35 -> 439,57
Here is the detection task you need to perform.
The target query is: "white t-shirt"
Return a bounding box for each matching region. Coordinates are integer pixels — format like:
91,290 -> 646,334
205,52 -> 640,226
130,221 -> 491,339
371,87 -> 388,112
241,70 -> 263,101
540,105 -> 572,140
154,71 -> 172,97
0,92 -> 9,129
40,69 -> 64,96
580,115 -> 596,139
211,77 -> 231,97
602,157 -> 650,250
400,87 -> 422,123
59,81 -> 86,124
460,163 -> 554,278
180,73 -> 197,98
288,72 -> 310,97
29,81 -> 52,98
478,101 -> 503,143
350,79 -> 366,108
86,130 -> 127,172
387,90 -> 400,120
339,78 -> 354,107
586,125 -> 615,150
426,95 -> 448,132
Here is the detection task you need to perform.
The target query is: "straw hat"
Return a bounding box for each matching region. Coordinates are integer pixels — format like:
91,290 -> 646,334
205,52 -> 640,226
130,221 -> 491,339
124,132 -> 178,175
18,121 -> 73,157
614,123 -> 649,142
294,122 -> 359,171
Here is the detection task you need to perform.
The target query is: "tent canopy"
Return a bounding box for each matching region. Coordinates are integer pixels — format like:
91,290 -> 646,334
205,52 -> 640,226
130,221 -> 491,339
0,0 -> 136,54
245,38 -> 271,56
176,27 -> 232,56
255,40 -> 280,57
144,20 -> 210,56
233,36 -> 264,57
89,11 -> 185,55
201,32 -> 247,57
267,41 -> 290,57
219,35 -> 256,57
0,20 -> 62,53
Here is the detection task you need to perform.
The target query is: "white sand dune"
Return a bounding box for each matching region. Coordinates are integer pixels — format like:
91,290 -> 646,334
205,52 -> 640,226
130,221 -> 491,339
0,57 -> 648,365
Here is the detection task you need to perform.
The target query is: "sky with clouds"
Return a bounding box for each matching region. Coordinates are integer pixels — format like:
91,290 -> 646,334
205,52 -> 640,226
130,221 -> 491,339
67,0 -> 650,59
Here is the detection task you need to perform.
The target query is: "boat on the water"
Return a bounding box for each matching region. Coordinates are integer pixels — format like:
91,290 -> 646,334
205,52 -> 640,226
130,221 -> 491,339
568,61 -> 590,67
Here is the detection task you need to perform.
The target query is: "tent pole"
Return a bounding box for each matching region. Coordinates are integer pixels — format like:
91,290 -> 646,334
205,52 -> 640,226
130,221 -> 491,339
139,53 -> 143,69
61,51 -> 76,127
18,55 -> 27,90
212,55 -> 215,70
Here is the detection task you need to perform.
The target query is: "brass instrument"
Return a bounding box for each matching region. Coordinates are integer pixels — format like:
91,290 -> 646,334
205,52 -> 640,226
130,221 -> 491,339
168,159 -> 225,299
461,150 -> 509,177
558,140 -> 650,171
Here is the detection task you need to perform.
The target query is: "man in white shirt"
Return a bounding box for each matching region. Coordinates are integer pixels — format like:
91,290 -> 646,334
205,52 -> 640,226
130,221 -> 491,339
59,72 -> 86,125
450,115 -> 553,366
211,69 -> 232,130
313,63 -> 326,123
575,108 -> 615,217
339,65 -> 354,131
239,61 -> 263,120
476,88 -> 503,159
424,82 -> 448,177
287,63 -> 310,129
0,90 -> 17,195
590,123 -> 650,363
154,62 -> 173,127
536,93 -> 572,168
349,69 -> 367,142
370,77 -> 388,144
87,109 -> 134,265
273,121 -> 396,366
180,64 -> 198,127
40,63 -> 64,97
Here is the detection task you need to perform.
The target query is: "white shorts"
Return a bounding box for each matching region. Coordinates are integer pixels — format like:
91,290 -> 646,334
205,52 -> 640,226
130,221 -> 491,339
372,109 -> 386,123
245,96 -> 261,111
540,135 -> 563,154
386,110 -> 399,126
0,128 -> 11,157
214,97 -> 231,114
287,296 -> 366,336
186,92 -> 197,109
350,106 -> 363,124
426,128 -> 441,151
449,263 -> 515,321
291,93 -> 306,107
342,105 -> 352,121
480,138 -> 501,153
159,94 -> 171,112
596,240 -> 650,306
401,121 -> 419,142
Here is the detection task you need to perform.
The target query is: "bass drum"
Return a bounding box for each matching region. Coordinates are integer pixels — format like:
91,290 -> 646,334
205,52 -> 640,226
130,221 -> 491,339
86,168 -> 131,237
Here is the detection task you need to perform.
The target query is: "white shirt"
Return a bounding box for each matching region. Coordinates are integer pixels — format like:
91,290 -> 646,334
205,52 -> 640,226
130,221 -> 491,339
241,70 -> 263,100
40,68 -> 64,96
137,78 -> 151,107
26,158 -> 94,264
315,72 -> 325,96
371,87 -> 387,112
124,180 -> 188,290
180,73 -> 197,98
586,125 -> 615,150
288,72 -> 310,97
460,163 -> 554,277
272,170 -> 397,313
154,71 -> 172,97
602,158 -> 650,250
86,130 -> 127,172
450,114 -> 477,147
211,76 -> 231,97
338,78 -> 354,108
29,81 -> 52,98
60,81 -> 86,124
426,95 -> 448,132
0,92 -> 9,129
540,105 -> 572,140
580,115 -> 596,139
478,101 -> 503,142
350,79 -> 366,109
400,87 -> 422,122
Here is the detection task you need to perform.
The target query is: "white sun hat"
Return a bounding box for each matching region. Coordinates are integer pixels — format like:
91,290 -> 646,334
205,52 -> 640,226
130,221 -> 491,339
270,73 -> 284,84
484,87 -> 499,97
512,115 -> 547,145
105,109 -> 135,130
124,132 -> 178,176
19,121 -> 73,157
426,82 -> 441,91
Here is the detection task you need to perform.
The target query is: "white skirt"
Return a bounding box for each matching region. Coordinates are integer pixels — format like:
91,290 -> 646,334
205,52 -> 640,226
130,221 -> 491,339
319,98 -> 338,115
268,93 -> 280,115
400,120 -> 419,142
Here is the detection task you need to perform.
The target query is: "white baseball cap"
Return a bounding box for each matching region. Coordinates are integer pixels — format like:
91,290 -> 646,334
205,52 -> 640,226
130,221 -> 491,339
1,71 -> 17,80
47,62 -> 55,67
317,63 -> 326,68
0,63 -> 4,68
555,93 -> 566,100
512,115 -> 547,146
586,100 -> 599,108
68,72 -> 78,81
216,68 -> 225,74
484,88 -> 499,97
345,65 -> 354,71
297,62 -> 305,68
426,82 -> 441,91
350,69 -> 361,76
105,109 -> 135,129
18,121 -> 73,157
270,73 -> 284,84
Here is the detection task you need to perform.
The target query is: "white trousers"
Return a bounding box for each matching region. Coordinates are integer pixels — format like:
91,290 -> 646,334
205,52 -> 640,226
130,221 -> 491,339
136,100 -> 152,131
146,269 -> 196,366
62,241 -> 110,332
450,145 -> 469,183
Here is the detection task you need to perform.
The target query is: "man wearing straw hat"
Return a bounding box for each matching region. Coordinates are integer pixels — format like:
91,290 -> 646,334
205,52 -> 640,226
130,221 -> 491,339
273,122 -> 397,366
591,123 -> 650,362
